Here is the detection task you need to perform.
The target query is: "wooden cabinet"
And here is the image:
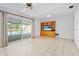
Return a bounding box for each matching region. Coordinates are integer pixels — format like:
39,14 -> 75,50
40,21 -> 56,37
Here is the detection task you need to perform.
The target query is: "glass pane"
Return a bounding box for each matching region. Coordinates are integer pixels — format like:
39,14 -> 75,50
6,14 -> 32,42
7,14 -> 22,42
21,18 -> 32,39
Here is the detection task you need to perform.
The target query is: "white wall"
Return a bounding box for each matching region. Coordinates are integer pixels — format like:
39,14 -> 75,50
0,12 -> 2,47
34,18 -> 41,37
0,12 -> 3,47
55,15 -> 74,39
74,6 -> 79,48
34,15 -> 74,40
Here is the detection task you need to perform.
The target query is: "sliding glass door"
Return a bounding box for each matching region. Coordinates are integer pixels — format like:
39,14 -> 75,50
7,21 -> 22,42
6,14 -> 32,42
21,18 -> 32,39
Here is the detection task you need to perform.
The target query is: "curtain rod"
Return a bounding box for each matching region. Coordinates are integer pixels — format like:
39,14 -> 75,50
0,10 -> 35,21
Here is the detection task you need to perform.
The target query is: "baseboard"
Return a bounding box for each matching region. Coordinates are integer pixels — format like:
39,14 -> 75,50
56,37 -> 74,40
32,36 -> 74,40
32,36 -> 40,38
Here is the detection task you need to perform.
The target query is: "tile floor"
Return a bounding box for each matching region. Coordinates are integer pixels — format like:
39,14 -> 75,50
0,37 -> 79,56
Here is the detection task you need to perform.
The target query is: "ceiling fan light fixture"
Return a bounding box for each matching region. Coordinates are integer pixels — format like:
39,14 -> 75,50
26,3 -> 32,9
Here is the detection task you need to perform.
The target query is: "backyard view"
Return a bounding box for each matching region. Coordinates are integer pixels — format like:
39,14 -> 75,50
7,15 -> 32,42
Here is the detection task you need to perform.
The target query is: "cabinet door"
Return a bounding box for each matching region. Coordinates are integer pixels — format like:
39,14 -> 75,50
51,31 -> 55,37
41,31 -> 45,36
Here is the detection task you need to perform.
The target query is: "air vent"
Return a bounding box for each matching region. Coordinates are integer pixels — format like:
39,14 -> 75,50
69,5 -> 74,9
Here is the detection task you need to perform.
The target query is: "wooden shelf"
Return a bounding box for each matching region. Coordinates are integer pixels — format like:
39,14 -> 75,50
40,21 -> 56,37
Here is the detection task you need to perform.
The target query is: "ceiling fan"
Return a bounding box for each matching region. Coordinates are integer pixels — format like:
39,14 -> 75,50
22,3 -> 33,12
26,3 -> 32,9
